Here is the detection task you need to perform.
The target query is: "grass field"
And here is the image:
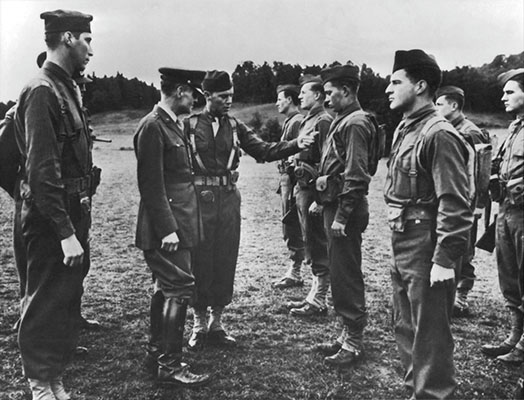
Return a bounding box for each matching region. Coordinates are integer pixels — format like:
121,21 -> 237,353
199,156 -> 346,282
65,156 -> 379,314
0,106 -> 520,399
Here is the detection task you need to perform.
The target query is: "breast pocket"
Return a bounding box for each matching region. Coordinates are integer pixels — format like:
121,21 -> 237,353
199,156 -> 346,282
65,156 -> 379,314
57,103 -> 84,143
392,144 -> 415,198
165,140 -> 190,172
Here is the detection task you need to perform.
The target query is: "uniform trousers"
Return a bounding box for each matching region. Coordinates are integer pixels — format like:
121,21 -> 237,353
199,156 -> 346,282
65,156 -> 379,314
144,248 -> 194,299
496,200 -> 524,314
295,185 -> 329,276
323,198 -> 368,343
391,219 -> 456,399
18,197 -> 90,381
192,184 -> 241,308
456,217 -> 478,291
279,173 -> 304,263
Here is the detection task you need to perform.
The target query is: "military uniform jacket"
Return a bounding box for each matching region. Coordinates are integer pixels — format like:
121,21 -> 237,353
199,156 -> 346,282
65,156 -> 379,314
134,105 -> 200,250
450,114 -> 489,145
498,117 -> 523,183
384,104 -> 473,268
295,104 -> 332,165
279,111 -> 303,170
15,61 -> 91,240
187,109 -> 301,175
319,102 -> 374,225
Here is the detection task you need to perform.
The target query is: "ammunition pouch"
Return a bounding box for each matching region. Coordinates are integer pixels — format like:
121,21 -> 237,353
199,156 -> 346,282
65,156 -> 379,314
314,174 -> 342,205
506,177 -> 524,206
489,177 -> 504,203
387,204 -> 436,232
278,161 -> 294,176
295,162 -> 318,188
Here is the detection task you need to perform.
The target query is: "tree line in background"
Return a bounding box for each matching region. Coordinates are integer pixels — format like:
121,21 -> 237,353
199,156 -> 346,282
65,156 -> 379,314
1,52 -> 522,142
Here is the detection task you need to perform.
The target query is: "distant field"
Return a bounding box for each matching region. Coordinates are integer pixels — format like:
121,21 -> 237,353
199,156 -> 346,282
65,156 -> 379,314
0,107 -> 519,399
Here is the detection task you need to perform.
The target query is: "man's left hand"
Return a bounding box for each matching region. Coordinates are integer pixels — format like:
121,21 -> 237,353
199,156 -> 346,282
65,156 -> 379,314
331,220 -> 347,237
430,263 -> 455,286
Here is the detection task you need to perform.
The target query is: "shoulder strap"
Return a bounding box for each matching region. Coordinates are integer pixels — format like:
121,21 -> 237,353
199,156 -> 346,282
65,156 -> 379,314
329,110 -> 368,166
187,114 -> 209,174
226,116 -> 239,171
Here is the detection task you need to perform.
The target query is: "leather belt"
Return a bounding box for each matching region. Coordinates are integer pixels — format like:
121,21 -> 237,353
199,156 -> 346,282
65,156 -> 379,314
403,205 -> 436,220
194,175 -> 230,186
63,176 -> 91,195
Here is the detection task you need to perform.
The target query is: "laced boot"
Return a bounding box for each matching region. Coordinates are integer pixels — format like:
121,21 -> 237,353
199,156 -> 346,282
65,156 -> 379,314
482,308 -> 523,357
273,260 -> 304,289
50,378 -> 70,400
157,298 -> 210,386
145,290 -> 165,369
290,274 -> 328,316
314,325 -> 347,356
28,379 -> 57,400
324,324 -> 364,368
188,307 -> 207,352
207,306 -> 236,346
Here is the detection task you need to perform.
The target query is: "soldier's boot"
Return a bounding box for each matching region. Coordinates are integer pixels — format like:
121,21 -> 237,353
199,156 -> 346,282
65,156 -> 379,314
273,260 -> 304,289
453,288 -> 470,317
50,378 -> 70,400
286,277 -> 317,309
188,307 -> 207,352
290,274 -> 329,316
324,325 -> 364,368
314,325 -> 347,356
28,379 -> 57,400
482,308 -> 523,357
145,290 -> 165,369
207,306 -> 236,346
497,340 -> 524,364
157,298 -> 210,386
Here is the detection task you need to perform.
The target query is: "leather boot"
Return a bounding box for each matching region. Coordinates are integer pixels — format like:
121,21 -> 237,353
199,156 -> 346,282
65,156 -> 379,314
314,325 -> 347,356
157,298 -> 210,386
145,290 -> 164,360
28,379 -> 57,400
482,309 -> 523,357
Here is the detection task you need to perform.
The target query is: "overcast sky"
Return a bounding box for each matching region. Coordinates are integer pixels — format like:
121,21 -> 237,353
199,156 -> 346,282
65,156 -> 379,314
0,0 -> 523,102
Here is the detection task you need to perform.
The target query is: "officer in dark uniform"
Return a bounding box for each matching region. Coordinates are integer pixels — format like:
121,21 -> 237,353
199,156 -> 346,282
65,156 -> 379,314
481,68 -> 524,365
134,67 -> 210,386
272,84 -> 306,289
15,10 -> 97,400
384,50 -> 473,399
312,64 -> 376,366
288,75 -> 331,317
186,70 -> 314,350
435,85 -> 490,315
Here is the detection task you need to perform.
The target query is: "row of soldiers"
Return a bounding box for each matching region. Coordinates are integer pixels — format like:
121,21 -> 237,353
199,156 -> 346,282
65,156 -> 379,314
6,8 -> 523,400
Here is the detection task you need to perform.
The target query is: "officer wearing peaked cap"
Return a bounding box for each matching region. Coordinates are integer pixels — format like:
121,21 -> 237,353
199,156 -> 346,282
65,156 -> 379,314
134,67 -> 210,386
435,85 -> 489,317
311,63 -> 377,366
384,50 -> 473,399
14,9 -> 97,400
272,83 -> 306,290
481,68 -> 524,365
186,70 -> 315,351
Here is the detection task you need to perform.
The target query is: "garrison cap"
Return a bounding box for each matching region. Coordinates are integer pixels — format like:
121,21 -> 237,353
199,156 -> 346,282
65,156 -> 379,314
497,68 -> 524,86
40,10 -> 93,34
320,63 -> 360,84
202,70 -> 233,93
37,52 -> 46,68
159,67 -> 206,94
299,74 -> 322,86
276,84 -> 300,95
392,49 -> 440,73
436,85 -> 464,99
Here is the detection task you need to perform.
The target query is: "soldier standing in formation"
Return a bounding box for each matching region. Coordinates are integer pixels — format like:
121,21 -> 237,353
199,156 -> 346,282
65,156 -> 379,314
384,49 -> 473,399
185,71 -> 315,351
435,85 -> 490,316
134,68 -> 210,386
312,64 -> 377,366
481,68 -> 524,365
272,84 -> 306,289
15,10 -> 98,400
288,75 -> 332,317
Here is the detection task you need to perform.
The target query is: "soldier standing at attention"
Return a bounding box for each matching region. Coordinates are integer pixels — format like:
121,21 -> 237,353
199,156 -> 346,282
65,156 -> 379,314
134,68 -> 210,386
15,10 -> 99,399
186,70 -> 315,350
288,75 -> 331,317
481,68 -> 524,365
272,84 -> 306,289
384,50 -> 473,399
312,64 -> 377,366
435,85 -> 490,316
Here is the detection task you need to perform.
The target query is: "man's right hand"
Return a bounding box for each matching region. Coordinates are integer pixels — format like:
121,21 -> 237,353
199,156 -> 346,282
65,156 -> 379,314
161,232 -> 180,252
61,234 -> 84,267
297,131 -> 318,149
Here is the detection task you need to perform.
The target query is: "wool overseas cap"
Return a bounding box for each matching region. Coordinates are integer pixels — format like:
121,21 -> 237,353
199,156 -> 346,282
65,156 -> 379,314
202,70 -> 233,92
159,68 -> 206,93
392,49 -> 440,73
36,52 -> 46,68
498,68 -> 524,86
299,74 -> 322,86
40,10 -> 93,33
436,85 -> 465,99
276,84 -> 300,95
320,64 -> 360,84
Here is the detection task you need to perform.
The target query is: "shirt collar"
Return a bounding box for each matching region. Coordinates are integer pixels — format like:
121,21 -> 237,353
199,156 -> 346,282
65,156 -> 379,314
285,110 -> 301,123
402,103 -> 436,130
305,103 -> 326,119
42,61 -> 75,88
157,101 -> 179,124
335,100 -> 362,120
450,113 -> 465,128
